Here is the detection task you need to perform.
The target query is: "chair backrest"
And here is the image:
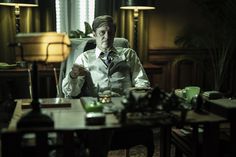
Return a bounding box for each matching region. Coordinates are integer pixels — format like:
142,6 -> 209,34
171,55 -> 204,89
1,128 -> 85,157
58,37 -> 130,97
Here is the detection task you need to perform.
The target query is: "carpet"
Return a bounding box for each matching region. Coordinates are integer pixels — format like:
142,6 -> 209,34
108,144 -> 160,157
108,129 -> 161,157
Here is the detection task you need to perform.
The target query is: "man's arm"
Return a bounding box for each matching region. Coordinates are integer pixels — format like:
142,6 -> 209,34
62,55 -> 87,98
128,49 -> 150,88
62,72 -> 85,98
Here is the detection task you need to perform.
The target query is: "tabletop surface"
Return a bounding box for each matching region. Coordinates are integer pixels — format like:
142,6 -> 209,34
8,97 -> 226,130
204,98 -> 236,120
9,98 -> 121,130
208,98 -> 236,109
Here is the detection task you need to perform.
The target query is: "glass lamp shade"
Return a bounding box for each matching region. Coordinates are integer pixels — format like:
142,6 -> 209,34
120,0 -> 155,10
15,32 -> 71,63
0,0 -> 38,7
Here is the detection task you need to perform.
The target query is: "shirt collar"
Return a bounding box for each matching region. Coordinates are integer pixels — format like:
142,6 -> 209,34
95,46 -> 117,58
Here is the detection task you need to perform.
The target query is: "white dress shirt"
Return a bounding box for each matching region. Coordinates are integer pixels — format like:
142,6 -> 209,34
62,46 -> 150,98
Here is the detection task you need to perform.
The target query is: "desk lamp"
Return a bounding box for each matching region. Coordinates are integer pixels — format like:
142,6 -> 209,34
0,0 -> 38,33
120,0 -> 155,57
15,32 -> 71,128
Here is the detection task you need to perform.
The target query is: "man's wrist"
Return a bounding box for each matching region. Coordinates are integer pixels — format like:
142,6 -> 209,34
70,72 -> 77,79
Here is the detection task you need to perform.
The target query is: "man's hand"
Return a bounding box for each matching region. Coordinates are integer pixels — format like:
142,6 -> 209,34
127,87 -> 152,92
70,64 -> 86,79
102,90 -> 121,97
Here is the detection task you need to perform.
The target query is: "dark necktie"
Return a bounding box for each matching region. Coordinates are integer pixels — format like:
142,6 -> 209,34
106,53 -> 113,65
100,52 -> 112,66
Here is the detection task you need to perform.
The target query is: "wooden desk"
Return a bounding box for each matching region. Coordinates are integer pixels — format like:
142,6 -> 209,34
205,98 -> 236,157
8,98 -> 226,157
172,110 -> 228,157
9,98 -> 121,130
0,66 -> 59,100
8,98 -> 122,157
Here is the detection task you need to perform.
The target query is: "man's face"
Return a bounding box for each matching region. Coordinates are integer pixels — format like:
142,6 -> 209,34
93,24 -> 115,51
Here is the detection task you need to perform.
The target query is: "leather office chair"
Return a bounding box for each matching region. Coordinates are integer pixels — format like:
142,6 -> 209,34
1,128 -> 86,157
58,37 -> 155,157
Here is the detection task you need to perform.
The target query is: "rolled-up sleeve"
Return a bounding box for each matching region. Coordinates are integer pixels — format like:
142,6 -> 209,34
62,75 -> 85,98
62,54 -> 86,98
128,49 -> 150,88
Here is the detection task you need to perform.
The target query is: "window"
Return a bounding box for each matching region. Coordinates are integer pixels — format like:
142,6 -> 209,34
55,0 -> 95,33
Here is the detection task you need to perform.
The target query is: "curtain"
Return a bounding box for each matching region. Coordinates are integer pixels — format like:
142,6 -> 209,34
55,0 -> 95,33
0,0 -> 56,63
95,0 -> 150,62
0,7 -> 15,63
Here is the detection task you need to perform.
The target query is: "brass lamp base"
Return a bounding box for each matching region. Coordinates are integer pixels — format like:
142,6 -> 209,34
17,110 -> 54,129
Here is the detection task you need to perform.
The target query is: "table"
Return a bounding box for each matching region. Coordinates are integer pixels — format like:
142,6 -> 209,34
0,66 -> 59,100
205,98 -> 236,157
9,98 -> 121,130
8,98 -> 226,157
172,110 -> 227,157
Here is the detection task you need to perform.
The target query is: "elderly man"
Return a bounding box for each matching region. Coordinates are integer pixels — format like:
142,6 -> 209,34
62,15 -> 150,97
62,15 -> 154,157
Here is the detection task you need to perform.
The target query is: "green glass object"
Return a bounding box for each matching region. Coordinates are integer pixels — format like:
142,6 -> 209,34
84,101 -> 103,113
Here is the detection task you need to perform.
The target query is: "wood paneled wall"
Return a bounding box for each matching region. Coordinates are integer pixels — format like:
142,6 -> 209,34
147,49 -> 214,92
